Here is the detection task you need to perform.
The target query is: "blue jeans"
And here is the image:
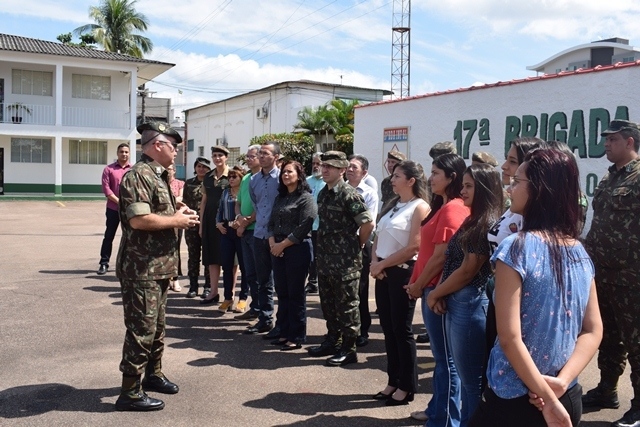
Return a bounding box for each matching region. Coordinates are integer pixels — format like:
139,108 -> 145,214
220,225 -> 244,301
272,239 -> 311,343
253,237 -> 274,325
445,285 -> 488,427
422,286 -> 461,427
241,230 -> 259,313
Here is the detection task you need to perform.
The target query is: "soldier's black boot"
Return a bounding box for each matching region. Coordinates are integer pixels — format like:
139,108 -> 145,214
308,337 -> 341,357
201,276 -> 211,299
582,382 -> 620,409
186,276 -> 198,298
142,373 -> 179,394
115,375 -> 164,411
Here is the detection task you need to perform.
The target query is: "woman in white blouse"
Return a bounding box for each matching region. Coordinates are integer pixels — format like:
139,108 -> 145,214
370,160 -> 430,406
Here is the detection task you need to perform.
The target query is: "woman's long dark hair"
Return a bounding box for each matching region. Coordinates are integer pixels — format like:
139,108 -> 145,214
511,137 -> 544,164
379,160 -> 428,218
509,148 -> 582,294
458,164 -> 504,253
423,153 -> 466,224
277,160 -> 311,196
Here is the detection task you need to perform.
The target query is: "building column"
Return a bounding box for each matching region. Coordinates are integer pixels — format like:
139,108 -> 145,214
54,135 -> 62,195
130,69 -> 137,143
55,64 -> 63,126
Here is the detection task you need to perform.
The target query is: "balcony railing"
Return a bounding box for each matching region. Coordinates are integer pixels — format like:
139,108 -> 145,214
0,103 -> 130,129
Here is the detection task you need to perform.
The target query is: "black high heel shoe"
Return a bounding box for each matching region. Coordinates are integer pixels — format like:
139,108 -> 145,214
385,391 -> 414,406
372,388 -> 397,400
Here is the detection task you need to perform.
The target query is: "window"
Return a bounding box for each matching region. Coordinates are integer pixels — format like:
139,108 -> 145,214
187,139 -> 194,152
227,147 -> 241,167
12,69 -> 53,96
198,146 -> 204,157
69,139 -> 108,164
72,74 -> 111,100
11,138 -> 52,163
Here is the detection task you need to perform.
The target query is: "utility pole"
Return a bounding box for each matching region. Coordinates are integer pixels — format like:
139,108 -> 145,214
391,0 -> 411,99
137,85 -> 156,124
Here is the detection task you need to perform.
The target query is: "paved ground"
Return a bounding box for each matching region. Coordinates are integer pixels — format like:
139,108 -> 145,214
0,200 -> 631,426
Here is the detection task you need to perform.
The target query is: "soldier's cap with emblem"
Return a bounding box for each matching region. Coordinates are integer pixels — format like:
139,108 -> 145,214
211,145 -> 230,155
137,121 -> 183,145
194,156 -> 211,169
429,141 -> 457,159
471,151 -> 498,167
601,120 -> 640,136
321,151 -> 349,168
387,150 -> 407,162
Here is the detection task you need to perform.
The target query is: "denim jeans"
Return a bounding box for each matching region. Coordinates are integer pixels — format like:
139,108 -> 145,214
253,237 -> 274,325
241,230 -> 259,312
220,225 -> 244,301
99,207 -> 120,265
444,285 -> 488,427
422,286 -> 461,427
272,239 -> 311,343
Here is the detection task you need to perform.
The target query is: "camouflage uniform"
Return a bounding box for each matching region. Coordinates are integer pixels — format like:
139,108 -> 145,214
585,158 -> 640,406
182,176 -> 210,284
380,176 -> 395,209
317,180 -> 373,351
116,153 -> 179,377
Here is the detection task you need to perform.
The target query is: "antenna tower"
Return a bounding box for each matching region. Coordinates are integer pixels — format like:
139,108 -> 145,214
391,0 -> 411,99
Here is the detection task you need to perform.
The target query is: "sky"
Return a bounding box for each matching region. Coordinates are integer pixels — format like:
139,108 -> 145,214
2,0 -> 640,117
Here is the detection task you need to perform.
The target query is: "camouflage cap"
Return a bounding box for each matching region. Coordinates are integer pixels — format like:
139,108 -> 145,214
137,121 -> 183,145
211,145 -> 230,155
321,151 -> 349,168
387,150 -> 407,162
471,151 -> 498,167
601,120 -> 640,136
429,141 -> 457,159
194,156 -> 211,169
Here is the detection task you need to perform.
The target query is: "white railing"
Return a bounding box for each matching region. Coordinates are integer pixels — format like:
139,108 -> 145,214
0,103 -> 55,125
63,106 -> 130,129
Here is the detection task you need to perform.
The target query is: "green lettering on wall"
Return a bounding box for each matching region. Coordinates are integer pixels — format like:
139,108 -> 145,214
540,113 -> 549,140
521,115 -> 538,137
479,118 -> 490,146
453,121 -> 463,154
462,120 -> 478,158
504,116 -> 521,157
588,108 -> 609,158
614,105 -> 630,120
567,110 -> 587,158
586,173 -> 599,197
548,112 -> 567,143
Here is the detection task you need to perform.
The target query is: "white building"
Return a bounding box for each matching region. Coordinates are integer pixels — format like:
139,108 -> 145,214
527,37 -> 640,75
183,80 -> 390,176
0,33 -> 174,195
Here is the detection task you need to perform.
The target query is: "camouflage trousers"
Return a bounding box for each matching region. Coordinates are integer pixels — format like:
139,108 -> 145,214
318,271 -> 361,352
185,227 -> 210,281
596,279 -> 640,406
119,279 -> 169,377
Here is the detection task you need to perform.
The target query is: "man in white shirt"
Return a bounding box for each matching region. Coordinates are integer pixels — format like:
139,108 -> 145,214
346,154 -> 379,347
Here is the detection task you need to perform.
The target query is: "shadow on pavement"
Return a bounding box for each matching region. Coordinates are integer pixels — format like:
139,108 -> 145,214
0,383 -> 118,417
273,413 -> 420,426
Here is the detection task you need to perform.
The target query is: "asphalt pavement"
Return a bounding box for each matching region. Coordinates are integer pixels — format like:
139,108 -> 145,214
0,200 -> 631,426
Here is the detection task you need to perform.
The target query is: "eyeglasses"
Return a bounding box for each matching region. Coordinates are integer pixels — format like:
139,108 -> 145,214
259,150 -> 274,157
156,140 -> 176,153
245,155 -> 257,160
228,175 -> 240,179
509,176 -> 530,186
211,153 -> 226,158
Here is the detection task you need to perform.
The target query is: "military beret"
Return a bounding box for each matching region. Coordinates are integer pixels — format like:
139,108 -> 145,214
471,151 -> 498,167
429,141 -> 457,159
601,120 -> 640,136
211,145 -> 230,155
387,150 -> 407,162
194,156 -> 211,169
137,121 -> 183,145
321,151 -> 349,168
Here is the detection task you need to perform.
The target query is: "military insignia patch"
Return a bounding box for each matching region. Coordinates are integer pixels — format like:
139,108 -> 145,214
508,222 -> 518,233
158,123 -> 166,132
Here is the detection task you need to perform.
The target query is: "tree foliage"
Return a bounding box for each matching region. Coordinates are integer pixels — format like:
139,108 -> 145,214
56,32 -> 97,48
74,0 -> 152,58
248,133 -> 316,172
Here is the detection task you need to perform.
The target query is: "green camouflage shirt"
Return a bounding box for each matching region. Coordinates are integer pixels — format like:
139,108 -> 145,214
317,179 -> 372,275
182,176 -> 205,212
585,158 -> 640,283
116,154 -> 179,280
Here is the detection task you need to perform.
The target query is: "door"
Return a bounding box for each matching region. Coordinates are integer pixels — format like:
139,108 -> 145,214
0,78 -> 4,122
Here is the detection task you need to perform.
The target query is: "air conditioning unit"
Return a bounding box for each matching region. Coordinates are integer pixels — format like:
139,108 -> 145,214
256,108 -> 263,119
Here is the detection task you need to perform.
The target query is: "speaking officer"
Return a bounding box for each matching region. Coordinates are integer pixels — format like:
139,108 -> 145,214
114,122 -> 200,412
308,151 -> 374,367
583,120 -> 640,427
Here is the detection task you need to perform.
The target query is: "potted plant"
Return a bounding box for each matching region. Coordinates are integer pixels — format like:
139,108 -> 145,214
6,102 -> 32,123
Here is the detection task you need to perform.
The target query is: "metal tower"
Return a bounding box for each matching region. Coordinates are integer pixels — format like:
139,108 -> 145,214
391,0 -> 410,99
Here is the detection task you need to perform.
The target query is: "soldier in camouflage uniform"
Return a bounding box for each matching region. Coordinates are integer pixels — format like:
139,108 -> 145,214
308,151 -> 374,367
183,156 -> 212,298
583,120 -> 640,427
114,122 -> 200,412
380,150 -> 407,212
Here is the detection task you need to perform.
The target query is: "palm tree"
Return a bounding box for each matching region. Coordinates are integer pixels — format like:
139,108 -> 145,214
74,0 -> 152,58
294,105 -> 337,151
328,99 -> 359,135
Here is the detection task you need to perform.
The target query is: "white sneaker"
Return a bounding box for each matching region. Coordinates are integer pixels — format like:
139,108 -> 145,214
410,410 -> 428,421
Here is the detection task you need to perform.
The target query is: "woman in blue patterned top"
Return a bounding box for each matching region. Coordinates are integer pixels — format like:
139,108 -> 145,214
470,148 -> 602,427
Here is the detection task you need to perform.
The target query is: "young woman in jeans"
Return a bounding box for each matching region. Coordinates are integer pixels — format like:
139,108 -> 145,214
405,153 -> 468,426
426,164 -> 504,426
470,148 -> 602,427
